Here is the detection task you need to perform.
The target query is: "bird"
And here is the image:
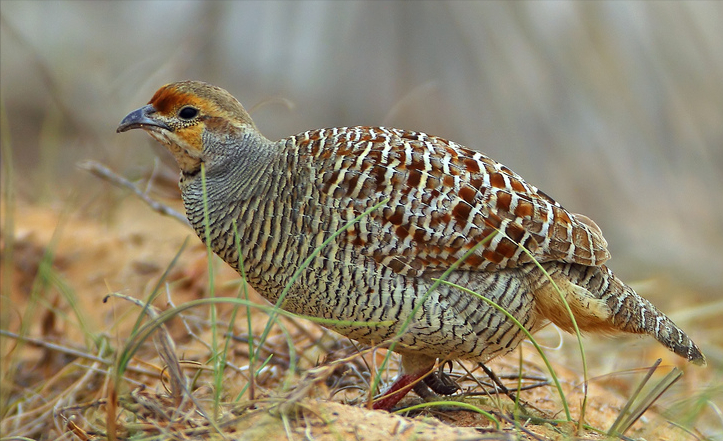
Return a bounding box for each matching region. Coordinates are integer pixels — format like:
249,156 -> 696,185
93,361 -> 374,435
117,80 -> 705,410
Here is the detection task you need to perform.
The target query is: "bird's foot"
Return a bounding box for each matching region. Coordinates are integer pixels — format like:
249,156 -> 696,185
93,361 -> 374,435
423,364 -> 460,396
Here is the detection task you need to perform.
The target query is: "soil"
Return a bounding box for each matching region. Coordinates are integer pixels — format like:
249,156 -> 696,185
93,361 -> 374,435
1,195 -> 719,440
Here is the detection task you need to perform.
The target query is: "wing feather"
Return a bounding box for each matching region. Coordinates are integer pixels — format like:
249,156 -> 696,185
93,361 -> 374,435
298,127 -> 610,276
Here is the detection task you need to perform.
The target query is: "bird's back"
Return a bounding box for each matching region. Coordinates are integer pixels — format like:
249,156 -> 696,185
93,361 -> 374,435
292,126 -> 610,272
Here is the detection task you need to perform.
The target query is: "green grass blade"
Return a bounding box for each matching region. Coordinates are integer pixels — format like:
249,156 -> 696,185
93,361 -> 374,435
394,400 -> 500,429
199,165 -> 224,417
0,97 -> 13,418
112,239 -> 188,382
252,198 -> 391,366
434,278 -> 571,421
369,231 -> 497,403
514,239 -> 587,422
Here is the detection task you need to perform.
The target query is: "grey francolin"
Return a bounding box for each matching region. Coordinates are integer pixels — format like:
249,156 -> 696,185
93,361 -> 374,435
117,80 -> 705,410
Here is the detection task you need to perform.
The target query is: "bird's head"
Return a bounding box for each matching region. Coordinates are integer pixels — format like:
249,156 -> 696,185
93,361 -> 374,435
117,81 -> 262,174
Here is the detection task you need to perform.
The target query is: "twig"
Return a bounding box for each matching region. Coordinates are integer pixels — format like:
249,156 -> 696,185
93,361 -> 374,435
78,160 -> 189,227
0,329 -> 156,377
464,380 -> 550,395
495,412 -> 546,441
479,363 -> 519,404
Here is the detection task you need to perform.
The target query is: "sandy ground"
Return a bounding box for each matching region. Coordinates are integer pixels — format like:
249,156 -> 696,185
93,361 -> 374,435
1,195 -> 720,440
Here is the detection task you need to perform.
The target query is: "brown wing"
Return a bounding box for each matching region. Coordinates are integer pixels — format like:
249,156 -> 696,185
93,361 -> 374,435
297,126 -> 610,277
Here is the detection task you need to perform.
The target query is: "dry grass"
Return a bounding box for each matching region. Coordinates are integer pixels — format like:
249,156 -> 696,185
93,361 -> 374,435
1,188 -> 720,440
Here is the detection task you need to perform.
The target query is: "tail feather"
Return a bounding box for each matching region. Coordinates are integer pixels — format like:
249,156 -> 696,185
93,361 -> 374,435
536,263 -> 706,366
599,266 -> 706,366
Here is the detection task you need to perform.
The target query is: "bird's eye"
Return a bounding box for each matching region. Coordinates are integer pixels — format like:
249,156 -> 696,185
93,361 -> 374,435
178,106 -> 199,120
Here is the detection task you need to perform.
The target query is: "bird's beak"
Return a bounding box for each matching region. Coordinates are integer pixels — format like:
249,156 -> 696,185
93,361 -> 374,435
116,104 -> 171,133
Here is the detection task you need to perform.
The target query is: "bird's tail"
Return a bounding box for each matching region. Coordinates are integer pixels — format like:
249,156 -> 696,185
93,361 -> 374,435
533,263 -> 706,366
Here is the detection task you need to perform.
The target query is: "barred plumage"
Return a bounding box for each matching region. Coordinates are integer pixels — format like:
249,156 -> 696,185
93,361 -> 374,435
118,80 -> 705,410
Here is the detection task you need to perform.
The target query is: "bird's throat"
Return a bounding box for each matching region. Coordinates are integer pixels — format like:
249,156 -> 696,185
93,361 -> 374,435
149,130 -> 204,174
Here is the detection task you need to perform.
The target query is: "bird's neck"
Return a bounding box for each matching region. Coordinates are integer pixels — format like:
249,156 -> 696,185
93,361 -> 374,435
180,136 -> 294,277
181,133 -> 281,199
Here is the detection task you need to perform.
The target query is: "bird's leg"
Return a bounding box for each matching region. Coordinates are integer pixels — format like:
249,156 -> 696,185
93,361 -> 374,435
371,370 -> 429,410
371,353 -> 436,410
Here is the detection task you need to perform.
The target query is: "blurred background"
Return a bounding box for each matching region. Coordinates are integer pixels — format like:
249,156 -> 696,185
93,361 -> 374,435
2,2 -> 722,436
2,2 -> 722,337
